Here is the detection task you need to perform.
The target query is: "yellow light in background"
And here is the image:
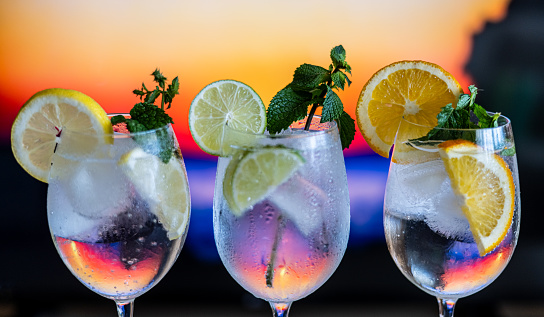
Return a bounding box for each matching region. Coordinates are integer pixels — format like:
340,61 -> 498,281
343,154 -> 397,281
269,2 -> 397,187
0,0 -> 511,154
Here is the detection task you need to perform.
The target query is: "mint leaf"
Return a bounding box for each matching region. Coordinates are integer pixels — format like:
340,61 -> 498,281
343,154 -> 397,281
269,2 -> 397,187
321,86 -> 343,122
456,94 -> 471,110
145,89 -> 161,104
126,119 -> 147,133
290,64 -> 330,91
130,102 -> 174,130
409,84 -> 504,146
165,76 -> 180,109
468,85 -> 479,105
336,111 -> 356,149
267,87 -> 313,133
330,45 -> 346,68
111,115 -> 127,126
501,145 -> 516,156
266,45 -> 353,149
152,69 -> 167,89
330,45 -> 351,74
331,71 -> 346,90
112,69 -> 181,163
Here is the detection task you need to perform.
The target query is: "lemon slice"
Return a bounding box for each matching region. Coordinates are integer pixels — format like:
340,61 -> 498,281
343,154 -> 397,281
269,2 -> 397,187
438,139 -> 515,256
11,88 -> 113,182
223,147 -> 305,216
118,147 -> 190,240
356,61 -> 463,161
189,80 -> 266,156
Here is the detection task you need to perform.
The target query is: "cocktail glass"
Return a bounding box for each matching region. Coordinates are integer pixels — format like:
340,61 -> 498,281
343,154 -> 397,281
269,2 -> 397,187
383,115 -> 520,316
47,115 -> 190,317
213,116 -> 350,316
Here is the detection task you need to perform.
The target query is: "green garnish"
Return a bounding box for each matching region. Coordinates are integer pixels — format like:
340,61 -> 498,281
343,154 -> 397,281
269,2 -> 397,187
266,45 -> 355,149
111,69 -> 180,163
409,85 -> 514,155
411,85 -> 500,143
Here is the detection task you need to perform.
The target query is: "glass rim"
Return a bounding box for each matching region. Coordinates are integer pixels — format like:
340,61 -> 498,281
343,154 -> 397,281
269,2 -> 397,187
401,112 -> 511,132
61,113 -> 173,138
224,115 -> 338,140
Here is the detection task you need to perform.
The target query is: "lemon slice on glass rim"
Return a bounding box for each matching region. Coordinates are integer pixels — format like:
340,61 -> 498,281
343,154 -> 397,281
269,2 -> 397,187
11,88 -> 113,183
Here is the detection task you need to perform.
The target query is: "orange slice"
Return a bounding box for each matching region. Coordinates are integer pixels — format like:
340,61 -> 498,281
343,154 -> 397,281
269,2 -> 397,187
356,61 -> 463,159
438,139 -> 515,256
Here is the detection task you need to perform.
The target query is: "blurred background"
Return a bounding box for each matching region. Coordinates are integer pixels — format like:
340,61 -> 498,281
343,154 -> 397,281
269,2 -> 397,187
1,0 -> 543,316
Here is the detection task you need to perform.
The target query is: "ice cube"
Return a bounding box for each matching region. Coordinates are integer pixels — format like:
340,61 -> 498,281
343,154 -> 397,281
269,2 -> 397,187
385,160 -> 448,218
48,180 -> 100,240
268,175 -> 325,236
425,176 -> 472,241
386,160 -> 472,241
64,159 -> 131,220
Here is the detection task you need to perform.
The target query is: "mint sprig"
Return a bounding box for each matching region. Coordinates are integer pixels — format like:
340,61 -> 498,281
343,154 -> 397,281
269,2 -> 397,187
409,85 -> 513,154
266,45 -> 355,149
111,69 -> 179,163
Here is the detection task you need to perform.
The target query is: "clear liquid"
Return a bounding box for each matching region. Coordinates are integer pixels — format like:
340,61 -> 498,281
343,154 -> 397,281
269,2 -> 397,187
213,137 -> 350,303
47,141 -> 186,301
53,219 -> 182,301
384,209 -> 515,298
383,158 -> 519,299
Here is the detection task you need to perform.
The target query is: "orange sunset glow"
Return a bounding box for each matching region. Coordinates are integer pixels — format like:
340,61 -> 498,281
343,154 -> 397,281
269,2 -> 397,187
0,0 -> 510,157
55,236 -> 163,296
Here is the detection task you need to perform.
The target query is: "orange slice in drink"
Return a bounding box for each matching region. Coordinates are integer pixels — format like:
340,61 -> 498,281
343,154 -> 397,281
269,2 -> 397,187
438,139 -> 515,256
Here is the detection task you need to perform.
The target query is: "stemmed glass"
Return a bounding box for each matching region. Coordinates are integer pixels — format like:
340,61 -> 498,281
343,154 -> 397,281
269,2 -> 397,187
213,116 -> 350,316
383,115 -> 520,316
47,115 -> 190,317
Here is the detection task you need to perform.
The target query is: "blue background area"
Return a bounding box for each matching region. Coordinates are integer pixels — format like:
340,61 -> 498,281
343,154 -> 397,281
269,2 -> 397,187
182,153 -> 390,263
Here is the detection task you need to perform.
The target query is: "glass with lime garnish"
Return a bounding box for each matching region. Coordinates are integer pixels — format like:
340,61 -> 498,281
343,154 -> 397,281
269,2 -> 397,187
213,116 -> 350,317
188,46 -> 353,316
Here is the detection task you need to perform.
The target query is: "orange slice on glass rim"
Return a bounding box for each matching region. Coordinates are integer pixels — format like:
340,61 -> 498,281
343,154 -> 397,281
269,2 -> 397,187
356,60 -> 463,161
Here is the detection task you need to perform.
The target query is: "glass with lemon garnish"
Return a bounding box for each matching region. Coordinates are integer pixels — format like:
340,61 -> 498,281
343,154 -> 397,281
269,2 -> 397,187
11,86 -> 190,317
47,114 -> 190,316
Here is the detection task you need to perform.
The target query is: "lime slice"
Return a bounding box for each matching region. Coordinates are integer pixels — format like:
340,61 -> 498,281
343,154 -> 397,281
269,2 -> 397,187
189,80 -> 266,156
118,147 -> 190,240
223,147 -> 305,216
11,88 -> 113,182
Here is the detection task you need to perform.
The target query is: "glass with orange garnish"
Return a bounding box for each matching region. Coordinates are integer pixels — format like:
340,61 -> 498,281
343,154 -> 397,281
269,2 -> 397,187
357,61 -> 520,317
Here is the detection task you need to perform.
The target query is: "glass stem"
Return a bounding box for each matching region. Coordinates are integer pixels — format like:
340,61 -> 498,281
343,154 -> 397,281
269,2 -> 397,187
270,302 -> 291,317
437,298 -> 457,317
116,300 -> 134,317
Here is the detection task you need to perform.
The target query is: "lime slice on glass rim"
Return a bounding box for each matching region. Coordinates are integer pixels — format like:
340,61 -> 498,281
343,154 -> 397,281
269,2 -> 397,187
118,147 -> 190,240
188,80 -> 266,156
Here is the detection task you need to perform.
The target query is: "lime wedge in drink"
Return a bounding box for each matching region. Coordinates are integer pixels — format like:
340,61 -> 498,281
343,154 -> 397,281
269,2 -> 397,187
189,80 -> 266,156
223,146 -> 305,216
118,147 -> 190,240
